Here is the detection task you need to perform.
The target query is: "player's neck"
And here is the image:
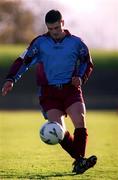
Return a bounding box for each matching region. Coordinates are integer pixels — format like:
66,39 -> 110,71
54,31 -> 66,42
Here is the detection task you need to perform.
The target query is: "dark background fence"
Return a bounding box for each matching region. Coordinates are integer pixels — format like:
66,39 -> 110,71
0,68 -> 118,110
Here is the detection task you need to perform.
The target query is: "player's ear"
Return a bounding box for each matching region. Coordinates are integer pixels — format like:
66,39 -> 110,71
61,20 -> 64,26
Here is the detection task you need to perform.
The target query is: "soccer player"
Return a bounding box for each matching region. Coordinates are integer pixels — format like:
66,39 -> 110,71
2,10 -> 97,174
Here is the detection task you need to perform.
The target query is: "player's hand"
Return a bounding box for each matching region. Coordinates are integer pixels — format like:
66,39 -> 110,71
72,76 -> 82,88
1,81 -> 14,96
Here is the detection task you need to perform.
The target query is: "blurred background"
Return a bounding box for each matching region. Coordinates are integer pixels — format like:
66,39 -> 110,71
0,0 -> 118,110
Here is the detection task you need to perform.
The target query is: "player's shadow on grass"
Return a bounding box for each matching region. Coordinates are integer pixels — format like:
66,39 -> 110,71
23,171 -> 80,179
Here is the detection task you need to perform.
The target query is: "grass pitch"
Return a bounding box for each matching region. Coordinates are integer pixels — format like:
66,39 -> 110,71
0,110 -> 118,180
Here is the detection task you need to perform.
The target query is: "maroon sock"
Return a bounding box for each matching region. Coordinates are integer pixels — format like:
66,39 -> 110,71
73,128 -> 88,159
59,131 -> 75,158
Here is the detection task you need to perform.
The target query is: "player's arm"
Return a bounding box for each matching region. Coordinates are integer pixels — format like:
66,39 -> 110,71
1,40 -> 39,96
74,41 -> 93,85
1,56 -> 24,96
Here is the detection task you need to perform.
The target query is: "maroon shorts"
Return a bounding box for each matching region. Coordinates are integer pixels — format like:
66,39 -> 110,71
39,84 -> 84,114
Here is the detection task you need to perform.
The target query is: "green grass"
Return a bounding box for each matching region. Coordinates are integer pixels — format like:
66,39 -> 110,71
0,44 -> 26,67
91,49 -> 118,68
0,110 -> 118,180
0,44 -> 118,68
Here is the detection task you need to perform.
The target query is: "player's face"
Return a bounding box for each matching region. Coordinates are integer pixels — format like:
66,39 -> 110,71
46,20 -> 64,40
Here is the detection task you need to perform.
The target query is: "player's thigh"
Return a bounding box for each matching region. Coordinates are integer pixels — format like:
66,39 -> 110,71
66,102 -> 86,128
47,109 -> 65,125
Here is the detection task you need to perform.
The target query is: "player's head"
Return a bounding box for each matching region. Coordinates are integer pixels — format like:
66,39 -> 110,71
45,10 -> 64,40
45,9 -> 62,24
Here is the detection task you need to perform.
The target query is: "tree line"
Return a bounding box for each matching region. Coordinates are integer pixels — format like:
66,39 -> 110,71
0,1 -> 38,44
0,0 -> 63,44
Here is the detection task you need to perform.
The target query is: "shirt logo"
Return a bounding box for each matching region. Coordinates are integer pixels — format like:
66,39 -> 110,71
32,47 -> 38,55
53,44 -> 64,49
79,48 -> 87,56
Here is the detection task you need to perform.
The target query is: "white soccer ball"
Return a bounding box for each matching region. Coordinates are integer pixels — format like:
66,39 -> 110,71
39,121 -> 65,145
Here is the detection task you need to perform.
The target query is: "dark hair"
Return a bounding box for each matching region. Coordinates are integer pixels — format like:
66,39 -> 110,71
45,10 -> 62,24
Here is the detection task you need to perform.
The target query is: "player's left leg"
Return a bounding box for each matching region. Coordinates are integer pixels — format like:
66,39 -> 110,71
66,101 -> 87,158
65,101 -> 97,174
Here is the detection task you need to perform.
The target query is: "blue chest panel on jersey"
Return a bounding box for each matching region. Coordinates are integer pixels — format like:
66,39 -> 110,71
34,35 -> 82,84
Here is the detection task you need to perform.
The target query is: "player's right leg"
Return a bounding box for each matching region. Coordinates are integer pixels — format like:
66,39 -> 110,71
46,108 -> 66,128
